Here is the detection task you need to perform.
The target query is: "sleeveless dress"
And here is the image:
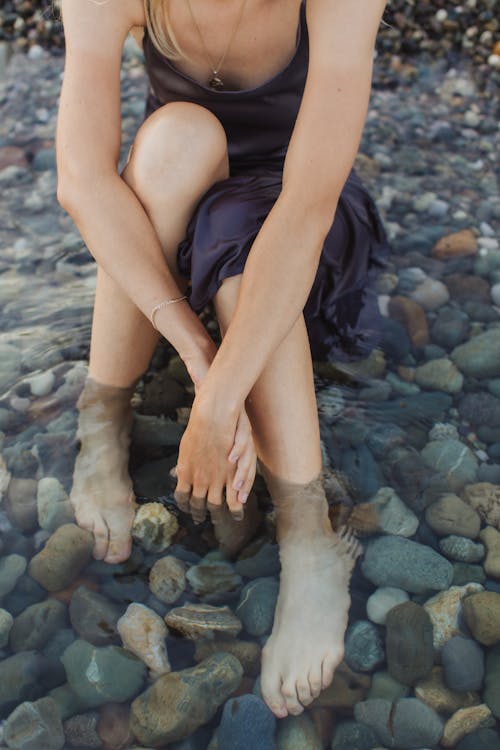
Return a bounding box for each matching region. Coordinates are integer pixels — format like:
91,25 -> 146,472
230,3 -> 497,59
141,0 -> 390,362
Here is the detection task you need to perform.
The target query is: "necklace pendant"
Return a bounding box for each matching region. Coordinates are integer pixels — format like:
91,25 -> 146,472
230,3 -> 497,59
209,74 -> 224,90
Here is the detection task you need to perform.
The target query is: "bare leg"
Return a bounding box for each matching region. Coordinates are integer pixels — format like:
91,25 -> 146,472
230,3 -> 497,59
70,103 -> 229,564
213,275 -> 362,718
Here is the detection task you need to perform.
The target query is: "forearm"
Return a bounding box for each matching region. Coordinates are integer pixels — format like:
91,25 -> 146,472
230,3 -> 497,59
199,192 -> 332,412
60,173 -> 215,362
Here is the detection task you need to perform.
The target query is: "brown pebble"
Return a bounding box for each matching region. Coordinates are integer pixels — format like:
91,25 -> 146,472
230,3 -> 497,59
433,229 -> 478,259
388,296 -> 429,347
98,702 -> 134,750
28,523 -> 94,592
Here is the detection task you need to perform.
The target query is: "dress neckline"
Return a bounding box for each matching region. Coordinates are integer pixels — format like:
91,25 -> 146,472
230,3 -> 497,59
143,0 -> 305,96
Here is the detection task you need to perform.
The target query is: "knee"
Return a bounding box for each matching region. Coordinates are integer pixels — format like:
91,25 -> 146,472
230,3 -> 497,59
123,102 -> 229,196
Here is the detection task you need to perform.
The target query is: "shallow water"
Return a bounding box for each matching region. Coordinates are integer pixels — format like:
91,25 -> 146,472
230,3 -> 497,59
0,38 -> 499,750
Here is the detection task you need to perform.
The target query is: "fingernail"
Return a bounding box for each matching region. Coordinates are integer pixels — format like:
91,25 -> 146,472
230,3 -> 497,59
234,480 -> 243,490
240,492 -> 248,503
229,454 -> 239,464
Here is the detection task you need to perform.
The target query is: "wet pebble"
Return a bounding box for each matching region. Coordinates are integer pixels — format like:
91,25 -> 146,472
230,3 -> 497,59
217,694 -> 276,750
441,635 -> 485,692
344,620 -> 385,673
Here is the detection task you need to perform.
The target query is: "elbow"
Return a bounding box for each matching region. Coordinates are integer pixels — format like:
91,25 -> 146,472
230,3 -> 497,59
56,165 -> 117,215
281,182 -> 339,235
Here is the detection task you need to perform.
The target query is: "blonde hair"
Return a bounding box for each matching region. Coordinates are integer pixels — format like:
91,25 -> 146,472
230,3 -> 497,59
136,0 -> 187,61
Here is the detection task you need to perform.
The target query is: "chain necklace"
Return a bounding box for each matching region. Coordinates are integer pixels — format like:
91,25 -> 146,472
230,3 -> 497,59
185,0 -> 249,89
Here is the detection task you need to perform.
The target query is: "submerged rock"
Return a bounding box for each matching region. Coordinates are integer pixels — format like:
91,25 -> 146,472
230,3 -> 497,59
28,523 -> 94,592
165,603 -> 242,640
3,696 -> 65,750
117,602 -> 171,677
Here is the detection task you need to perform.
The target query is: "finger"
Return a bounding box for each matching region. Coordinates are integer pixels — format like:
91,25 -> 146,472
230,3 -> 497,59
231,447 -> 255,494
174,481 -> 191,514
228,418 -> 252,464
238,472 -> 256,505
207,484 -> 225,509
190,487 -> 208,524
225,479 -> 245,522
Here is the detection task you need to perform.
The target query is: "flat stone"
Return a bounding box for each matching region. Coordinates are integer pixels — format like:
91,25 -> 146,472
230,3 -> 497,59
442,704 -> 495,747
165,603 -> 242,640
425,494 -> 481,539
361,536 -> 454,594
3,697 -> 64,750
462,591 -> 500,646
385,601 -> 434,686
415,666 -> 480,715
194,638 -> 261,677
130,653 -> 243,746
423,583 -> 484,650
442,635 -> 485,692
69,585 -> 123,646
186,560 -> 243,601
28,523 -> 94,592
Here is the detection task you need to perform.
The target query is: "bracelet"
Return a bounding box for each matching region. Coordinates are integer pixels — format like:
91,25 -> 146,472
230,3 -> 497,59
150,295 -> 188,330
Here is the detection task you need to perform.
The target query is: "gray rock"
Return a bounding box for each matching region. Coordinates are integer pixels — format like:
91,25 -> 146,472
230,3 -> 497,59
0,608 -> 13,648
344,620 -> 385,673
451,329 -> 500,379
484,643 -> 500,719
0,343 -> 22,393
275,713 -> 322,750
331,719 -> 381,750
367,671 -> 410,702
28,523 -> 94,592
431,308 -> 470,350
0,553 -> 26,598
235,543 -> 280,579
5,478 -> 38,532
456,728 -> 500,750
3,697 -> 64,750
385,601 -> 434,686
47,683 -> 87,722
361,536 -> 454,594
0,652 -> 65,715
36,477 -> 75,533
62,711 -> 102,749
186,560 -> 243,602
9,599 -> 68,652
414,358 -> 463,393
354,697 -> 444,748
61,639 -> 147,708
236,577 -> 279,637
69,585 -> 123,646
421,440 -> 478,491
218,694 -> 276,750
441,635 -> 485,692
439,535 -> 485,563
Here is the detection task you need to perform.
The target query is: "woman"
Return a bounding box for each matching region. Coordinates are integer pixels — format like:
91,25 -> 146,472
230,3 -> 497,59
56,0 -> 388,720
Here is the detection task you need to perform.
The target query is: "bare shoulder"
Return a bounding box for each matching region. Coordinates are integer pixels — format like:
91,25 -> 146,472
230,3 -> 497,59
61,0 -> 145,54
306,0 -> 387,62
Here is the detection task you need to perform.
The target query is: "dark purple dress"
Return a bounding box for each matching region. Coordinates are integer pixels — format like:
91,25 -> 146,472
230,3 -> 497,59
142,0 -> 390,362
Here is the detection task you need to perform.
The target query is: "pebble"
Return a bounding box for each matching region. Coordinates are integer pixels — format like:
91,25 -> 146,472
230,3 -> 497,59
3,697 -> 65,750
385,601 -> 434,685
423,583 -> 484,650
0,607 -> 13,648
441,635 -> 485,692
421,439 -> 478,492
366,586 -> 410,625
117,602 -> 171,677
130,653 -> 243,746
165,603 -> 242,640
186,560 -> 243,601
361,486 -> 419,537
415,666 -> 480,715
344,620 -> 385,673
9,598 -> 67,652
414,357 -> 464,393
331,719 -> 380,750
68,584 -> 123,646
149,555 -> 187,604
5,478 -> 38,532
131,502 -> 179,553
62,711 -> 102,749
0,553 -> 27,598
484,643 -> 500,720
451,329 -> 500,379
28,371 -> 55,397
28,523 -> 94,592
36,477 -> 74,533
194,638 -> 261,677
456,728 -> 500,750
361,535 -> 454,594
432,229 -> 478,259
368,670 -> 410,702
439,535 -> 485,564
354,697 -> 444,748
218,695 -> 276,750
236,577 -> 279,637
235,542 -> 281,579
0,651 -> 65,715
462,483 -> 500,528
442,704 -> 495,747
425,494 -> 481,539
480,526 -> 500,578
311,661 -> 370,709
462,591 -> 500,646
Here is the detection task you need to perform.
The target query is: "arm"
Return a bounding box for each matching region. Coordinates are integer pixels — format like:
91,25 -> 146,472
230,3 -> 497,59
198,0 -> 387,415
56,0 -> 214,367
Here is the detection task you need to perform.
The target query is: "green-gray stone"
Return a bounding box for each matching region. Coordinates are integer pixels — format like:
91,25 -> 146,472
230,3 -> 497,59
9,598 -> 68,652
3,697 -> 64,750
276,714 -> 322,750
421,440 -> 478,491
484,643 -> 500,719
452,329 -> 500,379
368,671 -> 411,702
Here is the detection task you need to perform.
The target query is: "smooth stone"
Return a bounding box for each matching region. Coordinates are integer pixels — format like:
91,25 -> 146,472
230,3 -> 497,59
415,666 -> 480,715
431,308 -> 470,350
28,523 -> 94,592
2,573 -> 45,617
130,653 -> 243,746
462,483 -> 500,528
446,274 -> 491,304
361,487 -> 419,538
97,702 -> 136,750
131,502 -> 179,553
331,719 -> 380,750
421,440 -> 478,492
42,628 -> 75,661
367,671 -> 410,702
410,277 -> 450,310
165,603 -> 242,640
47,683 -> 87,722
480,527 -> 500,578
0,608 -> 13,648
429,422 -> 460,442
414,358 -> 464,393
433,229 -> 478,259
218,695 -> 276,750
451,329 -> 500,379
9,599 -> 68,652
62,711 -> 101,749
354,697 -> 444,748
456,728 -> 500,750
236,577 -> 279,637
484,644 -> 500,719
5,478 -> 38,532
452,563 -> 487,586
388,296 -> 429,347
149,555 -> 186,604
194,638 -> 261,677
28,371 -> 55,397
61,639 -> 147,708
0,652 -> 65,716
131,414 -> 184,447
459,392 -> 500,428
344,620 -> 385,673
186,560 -> 243,601
423,583 -> 484,650
117,602 -> 171,677
462,591 -> 500,645
441,636 -> 485,692
361,536 -> 454,594
0,554 -> 27,597
3,697 -> 64,750
442,704 -> 495,748
439,535 -> 485,563
425,494 -> 481,539
235,542 -> 280,579
366,586 -> 410,625
275,713 -> 322,750
0,344 -> 22,393
36,477 -> 74,533
385,601 -> 434,686
69,585 -> 123,646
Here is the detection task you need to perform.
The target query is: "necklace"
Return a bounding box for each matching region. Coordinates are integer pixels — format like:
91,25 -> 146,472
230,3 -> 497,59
185,0 -> 249,89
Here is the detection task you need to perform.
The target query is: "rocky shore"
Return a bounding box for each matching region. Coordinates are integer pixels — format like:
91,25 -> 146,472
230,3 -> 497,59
0,7 -> 499,750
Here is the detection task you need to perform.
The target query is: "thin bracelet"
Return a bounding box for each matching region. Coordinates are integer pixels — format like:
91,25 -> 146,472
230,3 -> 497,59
150,295 -> 188,330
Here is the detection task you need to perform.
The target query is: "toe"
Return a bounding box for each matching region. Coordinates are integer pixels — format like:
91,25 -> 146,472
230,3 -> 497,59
105,531 -> 132,564
92,517 -> 109,560
261,650 -> 288,718
296,678 -> 313,707
321,650 -> 341,690
281,679 -> 304,716
308,664 -> 323,700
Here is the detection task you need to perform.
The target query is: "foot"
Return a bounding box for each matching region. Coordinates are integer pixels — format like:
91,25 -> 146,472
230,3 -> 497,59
261,524 -> 361,717
70,377 -> 138,565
